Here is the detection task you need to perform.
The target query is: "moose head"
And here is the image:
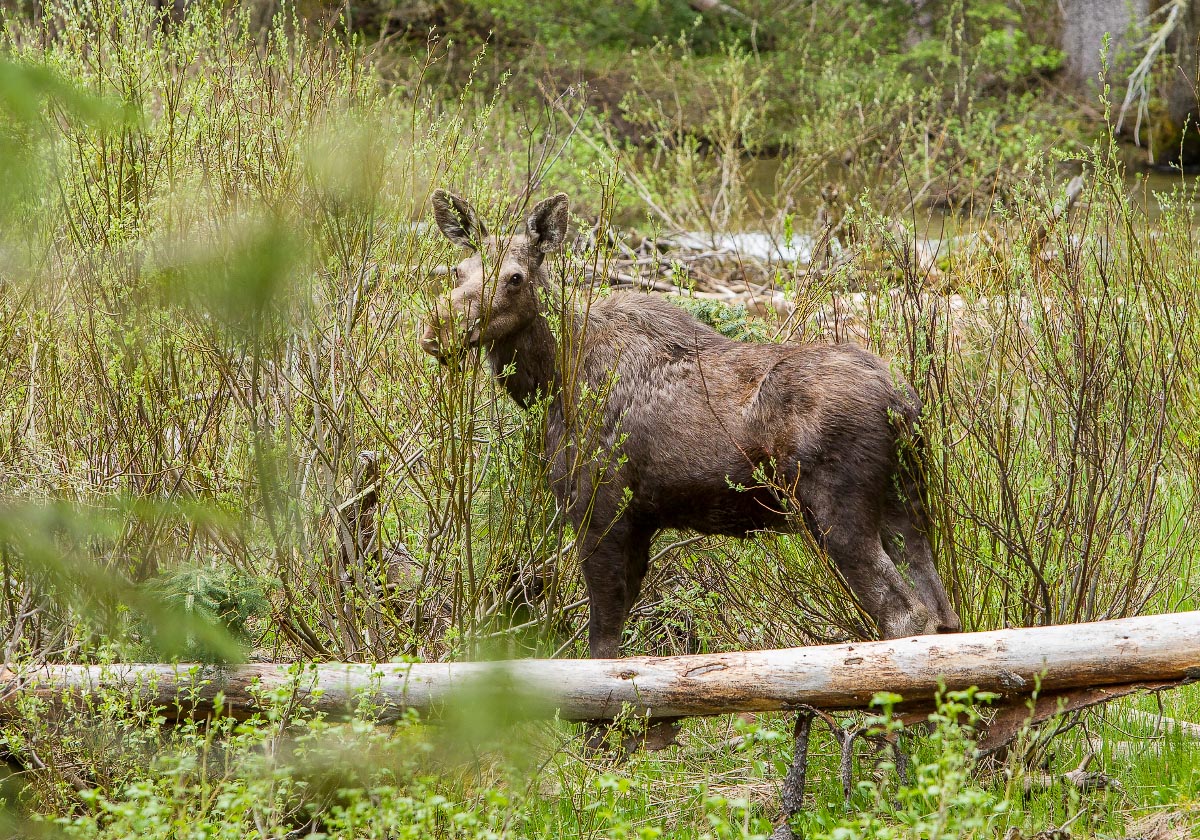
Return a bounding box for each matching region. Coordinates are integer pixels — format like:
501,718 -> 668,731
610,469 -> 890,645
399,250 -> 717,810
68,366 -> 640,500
421,190 -> 569,362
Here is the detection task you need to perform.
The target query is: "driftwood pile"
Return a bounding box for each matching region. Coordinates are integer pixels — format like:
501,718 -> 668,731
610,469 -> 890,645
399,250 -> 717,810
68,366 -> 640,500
580,225 -> 1002,356
579,174 -> 1088,347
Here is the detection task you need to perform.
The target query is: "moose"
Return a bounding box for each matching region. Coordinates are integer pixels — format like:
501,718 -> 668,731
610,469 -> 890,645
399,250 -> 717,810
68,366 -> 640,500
421,190 -> 961,660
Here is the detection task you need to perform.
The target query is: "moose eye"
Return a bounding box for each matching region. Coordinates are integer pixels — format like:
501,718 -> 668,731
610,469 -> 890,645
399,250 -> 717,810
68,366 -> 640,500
507,272 -> 524,287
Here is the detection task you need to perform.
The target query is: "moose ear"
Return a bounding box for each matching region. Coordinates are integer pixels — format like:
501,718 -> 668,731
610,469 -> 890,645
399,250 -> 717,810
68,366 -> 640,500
432,189 -> 488,249
526,193 -> 569,253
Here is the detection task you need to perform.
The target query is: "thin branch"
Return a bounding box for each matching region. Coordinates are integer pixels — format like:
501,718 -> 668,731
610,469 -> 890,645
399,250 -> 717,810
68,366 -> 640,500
1116,0 -> 1187,161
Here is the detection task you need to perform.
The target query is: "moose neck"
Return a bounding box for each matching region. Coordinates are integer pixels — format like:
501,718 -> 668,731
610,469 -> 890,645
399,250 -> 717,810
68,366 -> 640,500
487,309 -> 564,410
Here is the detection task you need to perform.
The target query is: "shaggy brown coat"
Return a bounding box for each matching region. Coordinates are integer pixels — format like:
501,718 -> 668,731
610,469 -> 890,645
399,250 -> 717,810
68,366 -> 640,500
422,190 -> 960,657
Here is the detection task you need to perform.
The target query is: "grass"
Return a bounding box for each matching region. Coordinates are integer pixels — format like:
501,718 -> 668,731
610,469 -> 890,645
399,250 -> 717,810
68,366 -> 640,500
6,682 -> 1200,838
0,0 -> 1199,837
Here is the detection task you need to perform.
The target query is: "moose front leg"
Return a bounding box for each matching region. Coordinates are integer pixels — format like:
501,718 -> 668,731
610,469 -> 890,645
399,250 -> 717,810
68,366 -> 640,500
577,523 -> 625,752
579,523 -> 653,658
578,527 -> 634,753
771,709 -> 815,840
581,549 -> 630,660
579,524 -> 681,753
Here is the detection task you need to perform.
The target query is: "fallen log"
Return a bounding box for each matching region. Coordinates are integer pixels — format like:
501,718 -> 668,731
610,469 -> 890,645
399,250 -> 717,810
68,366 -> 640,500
1123,707 -> 1200,739
3,612 -> 1199,723
688,0 -> 752,23
976,680 -> 1176,755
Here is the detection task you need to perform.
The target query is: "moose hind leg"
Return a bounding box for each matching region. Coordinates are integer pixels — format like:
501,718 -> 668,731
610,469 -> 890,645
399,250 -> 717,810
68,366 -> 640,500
839,535 -> 938,639
882,504 -> 961,633
806,502 -> 938,639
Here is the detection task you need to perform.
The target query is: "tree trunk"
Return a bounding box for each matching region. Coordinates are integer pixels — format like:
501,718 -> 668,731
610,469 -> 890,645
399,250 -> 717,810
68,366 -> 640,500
4,612 -> 1199,723
1163,0 -> 1200,159
1061,0 -> 1200,162
1061,0 -> 1150,89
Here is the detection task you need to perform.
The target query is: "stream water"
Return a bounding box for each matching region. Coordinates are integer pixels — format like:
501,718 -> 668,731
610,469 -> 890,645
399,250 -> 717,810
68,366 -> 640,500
674,160 -> 1200,264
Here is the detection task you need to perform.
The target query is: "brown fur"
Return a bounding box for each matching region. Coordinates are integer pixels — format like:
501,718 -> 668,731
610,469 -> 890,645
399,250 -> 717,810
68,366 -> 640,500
423,190 -> 961,657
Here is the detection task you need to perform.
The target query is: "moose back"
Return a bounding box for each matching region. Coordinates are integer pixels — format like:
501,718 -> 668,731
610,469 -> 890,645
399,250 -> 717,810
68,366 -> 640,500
421,190 -> 961,658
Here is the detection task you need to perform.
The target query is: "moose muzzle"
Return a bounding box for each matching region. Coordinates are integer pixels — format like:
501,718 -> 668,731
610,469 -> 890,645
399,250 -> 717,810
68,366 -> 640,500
420,299 -> 480,363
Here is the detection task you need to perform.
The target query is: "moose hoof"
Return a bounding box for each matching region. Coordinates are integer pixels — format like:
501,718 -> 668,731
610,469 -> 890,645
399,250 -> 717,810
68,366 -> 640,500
582,718 -> 682,758
938,614 -> 963,633
638,718 -> 683,752
882,605 -> 938,639
583,721 -> 612,754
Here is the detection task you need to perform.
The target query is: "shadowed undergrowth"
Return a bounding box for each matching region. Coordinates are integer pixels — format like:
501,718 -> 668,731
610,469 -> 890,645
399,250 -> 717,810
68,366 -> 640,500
0,0 -> 1198,836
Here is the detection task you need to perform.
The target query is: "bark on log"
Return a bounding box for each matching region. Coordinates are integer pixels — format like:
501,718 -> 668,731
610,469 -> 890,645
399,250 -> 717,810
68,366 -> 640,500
976,680 -> 1173,755
3,612 -> 1199,723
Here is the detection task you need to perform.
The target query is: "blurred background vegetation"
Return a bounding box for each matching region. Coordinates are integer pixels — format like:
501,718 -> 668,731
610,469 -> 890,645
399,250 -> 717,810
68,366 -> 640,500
0,0 -> 1199,836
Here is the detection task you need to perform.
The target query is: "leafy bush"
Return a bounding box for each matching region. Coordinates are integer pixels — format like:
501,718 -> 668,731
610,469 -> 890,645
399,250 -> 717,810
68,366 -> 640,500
138,563 -> 266,661
459,0 -> 711,50
669,297 -> 770,342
